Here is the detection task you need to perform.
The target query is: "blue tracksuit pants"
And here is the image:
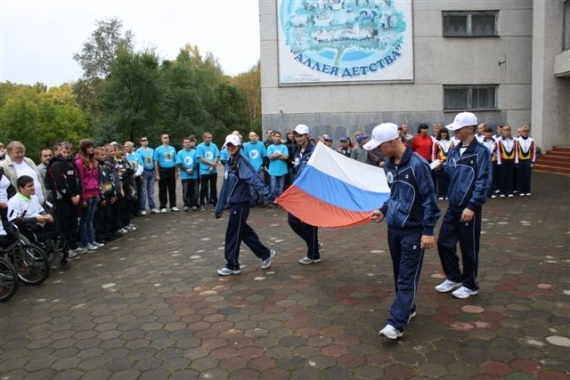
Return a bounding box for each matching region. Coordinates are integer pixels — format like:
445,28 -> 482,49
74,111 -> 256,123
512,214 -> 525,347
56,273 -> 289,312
224,202 -> 270,270
386,230 -> 423,331
287,213 -> 319,260
437,206 -> 481,291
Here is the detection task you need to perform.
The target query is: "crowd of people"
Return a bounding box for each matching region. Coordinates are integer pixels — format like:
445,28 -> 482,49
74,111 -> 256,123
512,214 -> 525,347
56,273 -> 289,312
0,114 -> 537,339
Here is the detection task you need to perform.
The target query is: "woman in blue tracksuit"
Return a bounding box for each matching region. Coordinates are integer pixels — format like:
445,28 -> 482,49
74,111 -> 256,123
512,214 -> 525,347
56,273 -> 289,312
215,134 -> 276,276
366,123 -> 441,340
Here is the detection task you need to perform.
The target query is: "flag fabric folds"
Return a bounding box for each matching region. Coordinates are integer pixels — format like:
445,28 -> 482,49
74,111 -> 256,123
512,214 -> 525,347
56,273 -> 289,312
276,142 -> 390,228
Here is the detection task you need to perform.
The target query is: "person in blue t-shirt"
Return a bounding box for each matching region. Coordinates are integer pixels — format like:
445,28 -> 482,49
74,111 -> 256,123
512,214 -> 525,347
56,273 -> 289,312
266,131 -> 289,207
136,136 -> 158,215
243,132 -> 267,207
176,136 -> 200,211
153,133 -> 179,213
196,132 -> 220,211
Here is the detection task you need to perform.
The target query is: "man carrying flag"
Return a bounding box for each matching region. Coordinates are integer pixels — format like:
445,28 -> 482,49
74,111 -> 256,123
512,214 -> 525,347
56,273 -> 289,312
288,124 -> 322,265
367,123 -> 441,340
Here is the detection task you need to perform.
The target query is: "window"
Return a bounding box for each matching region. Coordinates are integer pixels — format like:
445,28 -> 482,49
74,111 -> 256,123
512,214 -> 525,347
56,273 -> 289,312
562,0 -> 570,50
444,85 -> 498,111
443,11 -> 498,37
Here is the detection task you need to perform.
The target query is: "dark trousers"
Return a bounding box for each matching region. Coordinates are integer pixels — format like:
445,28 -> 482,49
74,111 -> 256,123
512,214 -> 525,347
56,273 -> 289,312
386,230 -> 424,331
200,173 -> 218,207
158,167 -> 176,208
490,162 -> 499,196
499,160 -> 514,195
182,178 -> 199,208
117,195 -> 131,228
288,213 -> 319,259
517,161 -> 532,194
435,170 -> 449,198
95,195 -> 114,240
55,200 -> 79,251
223,202 -> 270,270
437,206 -> 481,291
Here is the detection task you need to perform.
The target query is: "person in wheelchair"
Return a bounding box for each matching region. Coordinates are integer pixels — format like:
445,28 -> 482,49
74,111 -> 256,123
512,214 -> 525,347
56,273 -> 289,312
7,175 -> 55,238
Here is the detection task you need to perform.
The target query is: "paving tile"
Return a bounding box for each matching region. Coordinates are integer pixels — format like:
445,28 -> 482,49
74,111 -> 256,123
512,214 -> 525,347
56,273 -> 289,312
1,173 -> 569,378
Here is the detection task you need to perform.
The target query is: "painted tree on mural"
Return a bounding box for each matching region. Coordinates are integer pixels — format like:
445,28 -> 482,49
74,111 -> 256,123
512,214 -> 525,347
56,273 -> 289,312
284,0 -> 406,66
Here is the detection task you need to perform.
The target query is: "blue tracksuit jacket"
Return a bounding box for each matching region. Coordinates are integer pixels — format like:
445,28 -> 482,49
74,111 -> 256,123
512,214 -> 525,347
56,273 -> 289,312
444,140 -> 492,210
379,148 -> 441,235
216,156 -> 271,213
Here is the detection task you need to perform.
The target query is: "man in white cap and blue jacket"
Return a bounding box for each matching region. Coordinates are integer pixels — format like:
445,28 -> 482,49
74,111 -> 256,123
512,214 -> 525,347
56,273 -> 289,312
435,112 -> 492,299
366,123 -> 441,340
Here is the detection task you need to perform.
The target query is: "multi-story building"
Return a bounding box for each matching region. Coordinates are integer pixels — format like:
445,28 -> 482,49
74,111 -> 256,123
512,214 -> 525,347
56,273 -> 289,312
260,0 -> 570,150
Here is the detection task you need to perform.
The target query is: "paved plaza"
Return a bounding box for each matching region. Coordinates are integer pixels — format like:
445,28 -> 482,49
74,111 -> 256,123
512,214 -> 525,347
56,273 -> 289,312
1,172 -> 569,380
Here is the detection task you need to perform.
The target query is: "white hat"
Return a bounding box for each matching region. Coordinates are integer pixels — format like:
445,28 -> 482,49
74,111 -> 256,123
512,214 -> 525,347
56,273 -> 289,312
363,123 -> 399,151
446,112 -> 478,131
223,134 -> 242,147
294,124 -> 310,135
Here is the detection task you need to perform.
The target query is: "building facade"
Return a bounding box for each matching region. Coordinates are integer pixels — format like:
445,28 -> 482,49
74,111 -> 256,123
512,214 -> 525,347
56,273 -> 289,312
260,0 -> 570,150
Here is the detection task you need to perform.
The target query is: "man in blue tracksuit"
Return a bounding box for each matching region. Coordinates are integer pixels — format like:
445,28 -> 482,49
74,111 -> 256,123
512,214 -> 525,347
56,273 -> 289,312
366,123 -> 440,340
215,134 -> 276,276
435,112 -> 492,299
287,124 -> 322,265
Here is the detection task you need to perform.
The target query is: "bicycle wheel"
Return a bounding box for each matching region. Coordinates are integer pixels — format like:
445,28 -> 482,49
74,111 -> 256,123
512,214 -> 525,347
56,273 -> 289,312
14,243 -> 51,286
0,257 -> 19,302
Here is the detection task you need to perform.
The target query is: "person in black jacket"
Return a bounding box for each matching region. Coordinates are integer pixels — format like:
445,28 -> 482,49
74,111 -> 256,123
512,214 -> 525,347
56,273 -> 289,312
47,141 -> 85,257
214,134 -> 276,276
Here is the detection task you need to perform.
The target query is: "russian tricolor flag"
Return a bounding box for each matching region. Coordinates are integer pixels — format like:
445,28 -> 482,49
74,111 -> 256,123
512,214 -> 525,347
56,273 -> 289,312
277,142 -> 390,227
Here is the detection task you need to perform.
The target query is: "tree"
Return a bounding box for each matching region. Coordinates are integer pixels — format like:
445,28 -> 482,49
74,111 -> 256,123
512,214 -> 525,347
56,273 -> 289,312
72,18 -> 134,122
73,18 -> 134,80
0,84 -> 88,159
100,48 -> 163,142
231,61 -> 261,130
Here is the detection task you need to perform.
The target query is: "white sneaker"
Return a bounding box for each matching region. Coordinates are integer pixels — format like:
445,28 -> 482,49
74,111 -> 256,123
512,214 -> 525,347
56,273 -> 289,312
435,279 -> 462,293
408,311 -> 417,323
160,208 -> 167,213
507,194 -> 514,198
92,241 -> 105,248
379,324 -> 402,340
171,207 -> 180,212
119,228 -> 129,234
298,256 -> 321,265
261,250 -> 276,270
217,267 -> 241,276
150,208 -> 160,214
86,243 -> 99,251
526,193 -> 532,196
318,242 -> 324,250
452,286 -> 478,299
67,250 -> 78,258
519,193 -> 525,197
73,246 -> 87,255
140,210 -> 147,216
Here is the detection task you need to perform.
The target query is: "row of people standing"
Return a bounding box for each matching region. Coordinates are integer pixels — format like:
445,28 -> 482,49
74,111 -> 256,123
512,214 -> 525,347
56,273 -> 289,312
405,122 -> 536,198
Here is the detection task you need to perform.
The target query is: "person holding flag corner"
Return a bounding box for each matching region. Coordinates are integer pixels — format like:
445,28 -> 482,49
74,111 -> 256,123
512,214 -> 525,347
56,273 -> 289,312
366,123 -> 441,340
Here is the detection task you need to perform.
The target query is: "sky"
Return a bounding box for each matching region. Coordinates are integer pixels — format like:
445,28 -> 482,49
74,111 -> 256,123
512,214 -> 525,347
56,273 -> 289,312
0,0 -> 261,87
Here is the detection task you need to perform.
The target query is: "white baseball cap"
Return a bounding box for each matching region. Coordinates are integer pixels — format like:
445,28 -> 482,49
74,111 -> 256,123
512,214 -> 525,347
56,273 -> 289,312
363,123 -> 399,150
293,124 -> 310,135
223,134 -> 242,147
446,112 -> 478,131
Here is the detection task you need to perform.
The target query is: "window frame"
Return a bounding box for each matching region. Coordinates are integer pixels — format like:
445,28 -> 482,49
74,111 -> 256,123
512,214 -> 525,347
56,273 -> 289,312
442,10 -> 499,37
443,85 -> 499,112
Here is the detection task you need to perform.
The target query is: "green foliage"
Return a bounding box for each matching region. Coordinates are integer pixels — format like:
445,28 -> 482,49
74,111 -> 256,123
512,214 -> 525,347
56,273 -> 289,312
2,17 -> 262,153
100,48 -> 163,142
0,83 -> 88,160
